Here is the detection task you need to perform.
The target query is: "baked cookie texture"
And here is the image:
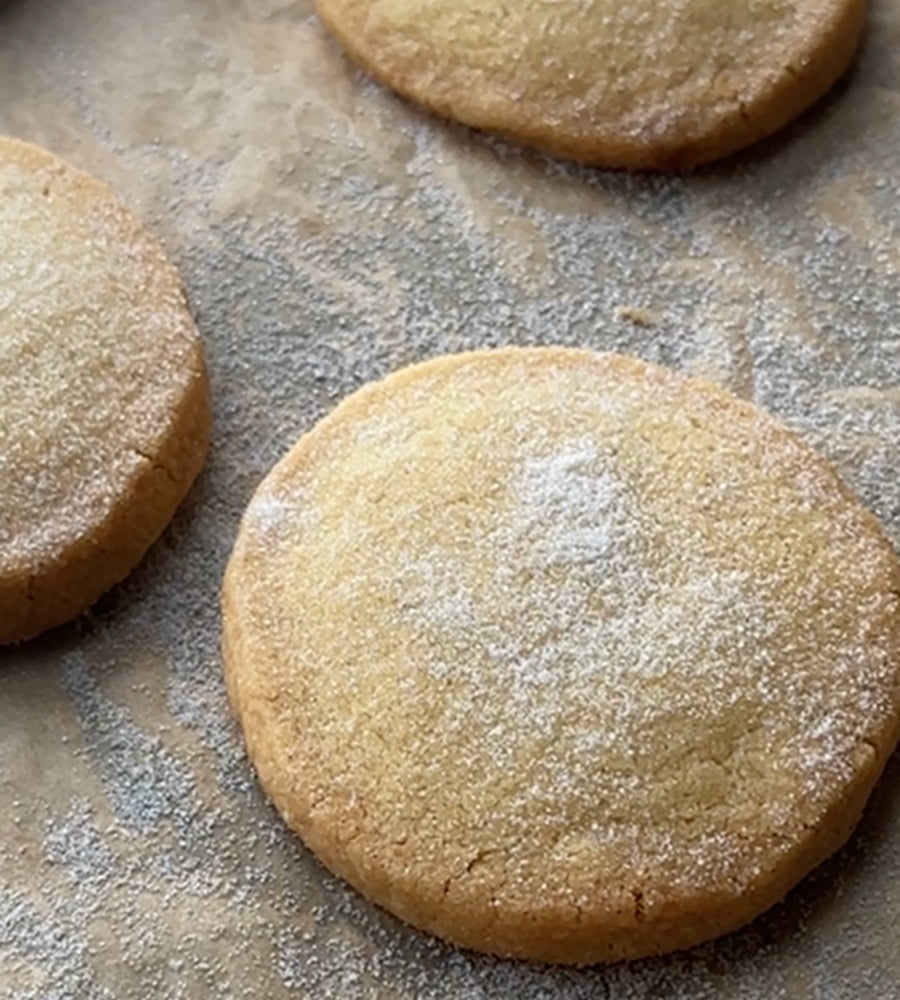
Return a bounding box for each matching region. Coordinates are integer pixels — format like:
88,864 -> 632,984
313,0 -> 867,169
222,348 -> 900,964
0,137 -> 211,644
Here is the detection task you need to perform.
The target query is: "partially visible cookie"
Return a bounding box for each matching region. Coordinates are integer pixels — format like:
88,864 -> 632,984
223,347 -> 900,964
0,137 -> 211,644
314,0 -> 866,169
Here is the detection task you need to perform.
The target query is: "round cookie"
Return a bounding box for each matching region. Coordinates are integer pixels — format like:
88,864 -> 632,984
0,138 -> 211,644
314,0 -> 867,169
222,348 -> 900,964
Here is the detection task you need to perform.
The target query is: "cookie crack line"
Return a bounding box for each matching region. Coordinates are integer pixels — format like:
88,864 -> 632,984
129,446 -> 178,486
441,850 -> 496,897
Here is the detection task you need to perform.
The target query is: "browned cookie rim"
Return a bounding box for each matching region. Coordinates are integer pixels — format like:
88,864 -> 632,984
222,347 -> 900,963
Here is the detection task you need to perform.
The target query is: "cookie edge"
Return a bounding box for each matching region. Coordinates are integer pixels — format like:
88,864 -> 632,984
313,0 -> 867,169
221,346 -> 900,963
0,137 -> 212,644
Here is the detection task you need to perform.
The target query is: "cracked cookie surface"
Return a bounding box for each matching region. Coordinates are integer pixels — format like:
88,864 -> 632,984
0,137 -> 210,644
222,347 -> 900,963
314,0 -> 867,168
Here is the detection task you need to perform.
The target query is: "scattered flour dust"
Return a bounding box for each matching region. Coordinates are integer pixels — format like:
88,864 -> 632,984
2,0 -> 899,994
515,441 -> 631,568
374,418 -> 895,894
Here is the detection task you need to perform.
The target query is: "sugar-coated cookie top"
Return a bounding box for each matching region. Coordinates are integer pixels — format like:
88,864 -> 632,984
224,348 -> 900,962
314,0 -> 866,166
0,138 -> 205,572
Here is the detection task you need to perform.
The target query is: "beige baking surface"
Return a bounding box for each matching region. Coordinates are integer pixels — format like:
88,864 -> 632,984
0,1 -> 898,996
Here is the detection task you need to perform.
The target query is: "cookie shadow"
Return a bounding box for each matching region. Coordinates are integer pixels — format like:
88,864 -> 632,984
83,457 -> 221,633
0,0 -> 50,23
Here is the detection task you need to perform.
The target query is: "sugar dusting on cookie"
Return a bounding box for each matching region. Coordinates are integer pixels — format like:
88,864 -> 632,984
226,348 -> 899,961
3,0 -> 900,990
342,359 -> 897,904
0,139 -> 202,566
0,137 -> 209,642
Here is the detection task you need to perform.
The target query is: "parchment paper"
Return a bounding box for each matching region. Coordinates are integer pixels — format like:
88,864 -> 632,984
1,1 -> 899,997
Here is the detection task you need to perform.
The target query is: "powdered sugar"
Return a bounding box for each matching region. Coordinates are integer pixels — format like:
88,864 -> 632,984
236,352 -> 897,939
0,139 -> 204,572
512,441 -> 631,568
2,0 -> 899,993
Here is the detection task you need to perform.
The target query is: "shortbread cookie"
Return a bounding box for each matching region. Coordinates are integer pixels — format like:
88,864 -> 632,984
222,348 -> 900,963
0,138 -> 211,644
314,0 -> 866,169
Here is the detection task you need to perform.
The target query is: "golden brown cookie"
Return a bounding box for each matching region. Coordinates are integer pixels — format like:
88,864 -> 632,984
313,0 -> 867,169
0,137 -> 211,644
222,348 -> 900,963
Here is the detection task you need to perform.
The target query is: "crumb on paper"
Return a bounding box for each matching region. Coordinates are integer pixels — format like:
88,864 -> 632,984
617,306 -> 658,327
